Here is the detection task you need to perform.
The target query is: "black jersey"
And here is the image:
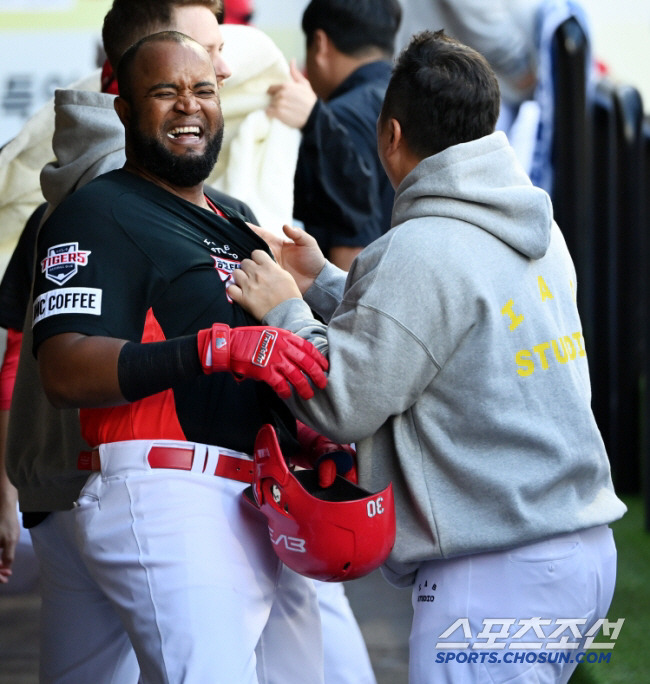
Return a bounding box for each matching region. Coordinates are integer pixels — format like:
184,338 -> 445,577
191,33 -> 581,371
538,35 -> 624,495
32,169 -> 285,453
0,202 -> 47,331
0,191 -> 257,334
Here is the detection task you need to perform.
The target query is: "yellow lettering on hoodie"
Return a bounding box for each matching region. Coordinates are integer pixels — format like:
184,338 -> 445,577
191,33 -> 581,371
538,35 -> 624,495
563,336 -> 577,360
572,332 -> 586,357
538,276 -> 554,302
501,299 -> 524,331
516,350 -> 535,376
533,342 -> 551,369
552,338 -> 569,364
517,334 -> 584,378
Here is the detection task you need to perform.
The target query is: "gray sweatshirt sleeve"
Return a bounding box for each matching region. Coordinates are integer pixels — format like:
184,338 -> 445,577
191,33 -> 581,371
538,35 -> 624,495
263,281 -> 439,445
302,260 -> 348,323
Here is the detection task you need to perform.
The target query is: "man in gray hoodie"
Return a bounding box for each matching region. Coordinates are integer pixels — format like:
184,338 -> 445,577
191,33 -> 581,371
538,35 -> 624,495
229,30 -> 626,684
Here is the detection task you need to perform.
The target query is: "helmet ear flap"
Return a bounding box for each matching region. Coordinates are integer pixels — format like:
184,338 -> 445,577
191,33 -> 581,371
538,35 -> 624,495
252,424 -> 292,507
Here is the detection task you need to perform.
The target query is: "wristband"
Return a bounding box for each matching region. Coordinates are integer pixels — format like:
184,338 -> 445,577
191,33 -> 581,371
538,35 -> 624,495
117,336 -> 202,403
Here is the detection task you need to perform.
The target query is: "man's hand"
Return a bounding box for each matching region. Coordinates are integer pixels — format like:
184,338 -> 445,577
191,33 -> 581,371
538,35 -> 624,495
513,68 -> 537,97
229,249 -> 304,320
0,479 -> 19,584
295,422 -> 357,488
315,445 -> 357,488
197,323 -> 327,400
245,224 -> 326,296
245,223 -> 291,265
266,59 -> 318,129
275,225 -> 327,293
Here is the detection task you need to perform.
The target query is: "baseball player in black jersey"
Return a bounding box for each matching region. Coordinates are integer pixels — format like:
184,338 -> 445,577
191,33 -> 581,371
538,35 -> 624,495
1,3 -> 379,682
30,32 -> 329,684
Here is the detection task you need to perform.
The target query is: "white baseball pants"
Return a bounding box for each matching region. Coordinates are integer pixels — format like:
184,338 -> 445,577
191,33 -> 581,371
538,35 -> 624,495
30,439 -> 324,684
408,525 -> 617,684
314,581 -> 377,684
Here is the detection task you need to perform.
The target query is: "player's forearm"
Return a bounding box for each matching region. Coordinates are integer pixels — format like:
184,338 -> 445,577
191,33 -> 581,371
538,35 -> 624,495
38,326 -> 328,409
0,410 -> 19,530
0,411 -> 16,500
38,332 -> 203,409
0,410 -> 20,581
0,338 -> 20,525
38,332 -> 128,408
0,470 -> 18,522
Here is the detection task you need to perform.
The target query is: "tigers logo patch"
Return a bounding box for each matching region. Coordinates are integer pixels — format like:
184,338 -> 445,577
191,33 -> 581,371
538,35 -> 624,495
41,243 -> 91,286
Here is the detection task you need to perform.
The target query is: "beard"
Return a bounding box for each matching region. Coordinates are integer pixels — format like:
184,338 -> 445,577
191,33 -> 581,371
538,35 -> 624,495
129,114 -> 224,188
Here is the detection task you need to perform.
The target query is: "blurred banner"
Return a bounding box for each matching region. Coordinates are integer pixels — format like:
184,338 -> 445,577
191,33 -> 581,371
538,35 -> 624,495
0,1 -> 75,9
0,0 -> 111,147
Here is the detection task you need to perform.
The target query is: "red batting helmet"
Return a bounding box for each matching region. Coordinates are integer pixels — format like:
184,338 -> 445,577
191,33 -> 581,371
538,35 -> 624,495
243,424 -> 396,582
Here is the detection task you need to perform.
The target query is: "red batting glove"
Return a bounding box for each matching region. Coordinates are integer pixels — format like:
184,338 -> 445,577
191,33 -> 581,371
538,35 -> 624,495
296,421 -> 357,488
197,324 -> 328,400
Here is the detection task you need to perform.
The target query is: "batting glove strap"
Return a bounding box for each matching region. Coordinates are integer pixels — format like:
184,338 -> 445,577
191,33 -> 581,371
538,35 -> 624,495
197,323 -> 231,374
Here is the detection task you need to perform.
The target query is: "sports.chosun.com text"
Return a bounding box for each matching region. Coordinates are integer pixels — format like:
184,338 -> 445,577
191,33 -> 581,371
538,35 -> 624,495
435,651 -> 613,665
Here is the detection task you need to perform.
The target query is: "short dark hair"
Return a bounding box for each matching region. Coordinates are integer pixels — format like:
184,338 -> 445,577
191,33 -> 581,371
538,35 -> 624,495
102,0 -> 223,69
381,30 -> 501,159
116,31 -> 205,103
302,0 -> 401,58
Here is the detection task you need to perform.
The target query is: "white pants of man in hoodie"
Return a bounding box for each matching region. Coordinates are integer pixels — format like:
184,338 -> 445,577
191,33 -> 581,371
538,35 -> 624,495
409,525 -> 617,683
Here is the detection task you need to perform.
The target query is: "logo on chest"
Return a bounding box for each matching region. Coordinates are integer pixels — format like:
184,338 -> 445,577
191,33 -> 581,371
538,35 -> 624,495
212,256 -> 241,303
41,243 -> 91,285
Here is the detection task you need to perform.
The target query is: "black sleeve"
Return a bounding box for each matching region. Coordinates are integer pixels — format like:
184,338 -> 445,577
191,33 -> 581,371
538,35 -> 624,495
204,187 -> 259,224
31,198 -> 163,356
0,202 -> 48,331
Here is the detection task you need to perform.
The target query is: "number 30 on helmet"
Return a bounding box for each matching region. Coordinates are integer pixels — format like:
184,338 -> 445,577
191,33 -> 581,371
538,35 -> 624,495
243,424 -> 396,582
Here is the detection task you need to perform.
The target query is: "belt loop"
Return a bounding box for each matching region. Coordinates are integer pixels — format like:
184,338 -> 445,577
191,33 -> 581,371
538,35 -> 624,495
204,445 -> 220,475
191,444 -> 208,473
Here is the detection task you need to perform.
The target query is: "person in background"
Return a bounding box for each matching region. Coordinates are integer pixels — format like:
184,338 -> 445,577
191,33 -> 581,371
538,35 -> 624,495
395,0 -> 538,127
223,0 -> 255,24
266,0 -> 401,271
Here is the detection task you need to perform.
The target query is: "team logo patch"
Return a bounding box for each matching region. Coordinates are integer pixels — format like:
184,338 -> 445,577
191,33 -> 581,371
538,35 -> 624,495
33,287 -> 102,325
253,330 -> 278,367
41,243 -> 91,285
212,256 -> 240,303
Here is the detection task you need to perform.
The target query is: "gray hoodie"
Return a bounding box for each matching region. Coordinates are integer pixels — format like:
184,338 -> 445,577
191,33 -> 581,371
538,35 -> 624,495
7,89 -> 122,511
41,89 -> 125,212
264,131 -> 626,586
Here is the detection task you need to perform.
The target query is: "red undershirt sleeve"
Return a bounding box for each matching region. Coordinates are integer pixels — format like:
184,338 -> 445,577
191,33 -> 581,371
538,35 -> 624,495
0,328 -> 23,410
